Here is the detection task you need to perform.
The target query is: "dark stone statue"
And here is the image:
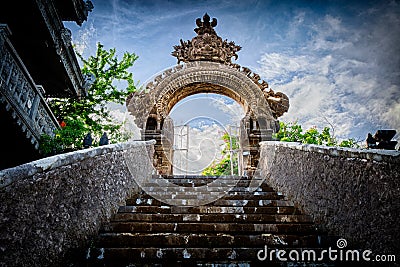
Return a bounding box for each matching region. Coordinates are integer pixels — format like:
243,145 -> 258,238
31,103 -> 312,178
366,133 -> 377,148
99,132 -> 109,146
366,130 -> 397,150
83,132 -> 93,148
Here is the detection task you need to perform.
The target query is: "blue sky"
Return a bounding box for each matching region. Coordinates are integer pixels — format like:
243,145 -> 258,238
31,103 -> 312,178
66,0 -> 400,145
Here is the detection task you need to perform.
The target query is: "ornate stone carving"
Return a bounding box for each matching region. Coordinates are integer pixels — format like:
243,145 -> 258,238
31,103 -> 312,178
231,64 -> 289,118
61,27 -> 72,46
171,13 -> 241,65
263,89 -> 289,118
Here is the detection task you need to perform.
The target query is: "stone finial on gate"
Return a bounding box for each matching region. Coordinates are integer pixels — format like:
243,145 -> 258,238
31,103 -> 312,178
171,13 -> 241,65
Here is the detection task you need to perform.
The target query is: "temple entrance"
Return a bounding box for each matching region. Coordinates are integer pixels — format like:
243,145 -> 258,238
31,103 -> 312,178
126,13 -> 289,177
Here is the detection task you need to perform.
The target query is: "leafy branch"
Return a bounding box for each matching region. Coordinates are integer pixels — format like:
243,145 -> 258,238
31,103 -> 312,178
40,43 -> 138,156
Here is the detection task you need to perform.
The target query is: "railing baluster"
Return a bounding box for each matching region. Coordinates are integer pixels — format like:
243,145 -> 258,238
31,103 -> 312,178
5,62 -> 13,86
30,92 -> 40,120
0,24 -> 59,150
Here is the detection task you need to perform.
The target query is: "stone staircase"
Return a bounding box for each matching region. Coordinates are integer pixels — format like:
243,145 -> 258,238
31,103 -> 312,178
86,176 -> 334,266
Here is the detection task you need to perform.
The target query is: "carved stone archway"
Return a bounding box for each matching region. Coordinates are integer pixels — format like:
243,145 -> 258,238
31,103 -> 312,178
126,13 -> 289,176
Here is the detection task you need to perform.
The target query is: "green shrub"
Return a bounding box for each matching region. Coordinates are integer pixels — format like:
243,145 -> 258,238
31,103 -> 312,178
39,118 -> 88,156
273,121 -> 359,148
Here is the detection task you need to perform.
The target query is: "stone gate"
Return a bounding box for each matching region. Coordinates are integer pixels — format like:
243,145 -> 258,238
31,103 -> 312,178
127,13 -> 289,175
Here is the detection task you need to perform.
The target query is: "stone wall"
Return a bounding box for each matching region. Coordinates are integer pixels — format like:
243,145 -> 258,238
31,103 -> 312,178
256,141 -> 400,257
0,140 -> 155,267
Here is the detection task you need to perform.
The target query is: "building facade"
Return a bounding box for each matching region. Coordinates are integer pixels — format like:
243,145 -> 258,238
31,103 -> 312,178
0,0 -> 93,169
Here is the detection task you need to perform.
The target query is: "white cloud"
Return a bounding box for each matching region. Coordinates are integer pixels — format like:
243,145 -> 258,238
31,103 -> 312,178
210,97 -> 245,125
72,22 -> 96,55
257,4 -> 400,142
258,53 -> 308,83
108,103 -> 142,140
173,124 -> 226,175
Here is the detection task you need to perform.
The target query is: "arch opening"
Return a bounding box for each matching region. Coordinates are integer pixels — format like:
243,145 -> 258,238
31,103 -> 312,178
168,93 -> 245,176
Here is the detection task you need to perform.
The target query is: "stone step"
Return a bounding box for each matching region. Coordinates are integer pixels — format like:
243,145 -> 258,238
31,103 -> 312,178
102,222 -> 316,234
223,190 -> 283,197
127,198 -> 292,207
151,177 -> 267,182
166,182 -> 255,188
86,261 -> 314,267
86,247 -> 335,265
111,213 -> 314,224
156,175 -> 251,181
142,177 -> 269,186
96,232 -> 321,248
156,175 -> 240,179
163,179 -> 271,188
117,205 -> 301,215
126,192 -> 284,205
139,184 -> 273,193
222,191 -> 284,198
212,199 -> 293,207
126,194 -> 277,201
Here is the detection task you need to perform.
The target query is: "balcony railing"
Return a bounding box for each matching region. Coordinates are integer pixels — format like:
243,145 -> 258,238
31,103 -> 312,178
0,24 -> 59,150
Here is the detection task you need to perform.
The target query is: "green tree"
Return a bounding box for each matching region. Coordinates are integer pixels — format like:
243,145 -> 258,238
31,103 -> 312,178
273,121 -> 359,148
40,43 -> 138,155
202,132 -> 239,176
